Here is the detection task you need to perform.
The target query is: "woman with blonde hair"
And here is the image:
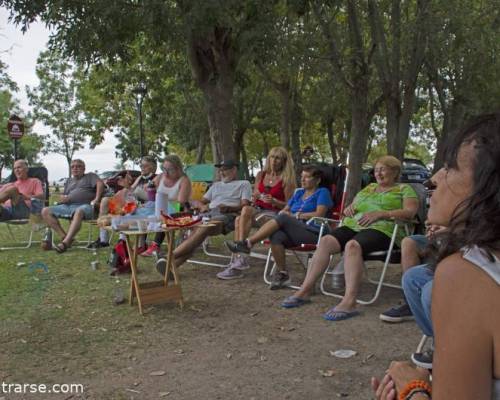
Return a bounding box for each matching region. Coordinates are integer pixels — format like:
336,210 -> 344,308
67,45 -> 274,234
142,154 -> 192,257
217,146 -> 296,280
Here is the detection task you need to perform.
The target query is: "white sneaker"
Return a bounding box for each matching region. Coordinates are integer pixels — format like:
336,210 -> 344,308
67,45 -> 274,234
232,256 -> 250,271
216,266 -> 244,280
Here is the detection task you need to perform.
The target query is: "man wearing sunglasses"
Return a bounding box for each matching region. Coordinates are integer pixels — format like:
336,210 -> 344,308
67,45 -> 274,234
41,159 -> 104,253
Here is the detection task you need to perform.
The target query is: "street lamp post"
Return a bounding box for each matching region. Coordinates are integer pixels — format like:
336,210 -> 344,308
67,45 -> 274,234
132,83 -> 148,158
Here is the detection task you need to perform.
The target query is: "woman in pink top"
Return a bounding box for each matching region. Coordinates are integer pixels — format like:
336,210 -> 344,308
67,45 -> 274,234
217,146 -> 296,280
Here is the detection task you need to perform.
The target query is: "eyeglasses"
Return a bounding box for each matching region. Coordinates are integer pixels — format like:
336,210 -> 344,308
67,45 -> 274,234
374,167 -> 392,173
71,165 -> 84,169
161,166 -> 177,174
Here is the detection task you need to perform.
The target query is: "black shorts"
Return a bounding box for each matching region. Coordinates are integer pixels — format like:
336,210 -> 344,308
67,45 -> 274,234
329,226 -> 395,256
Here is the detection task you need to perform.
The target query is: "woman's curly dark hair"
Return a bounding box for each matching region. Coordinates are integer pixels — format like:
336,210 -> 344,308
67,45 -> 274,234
434,111 -> 500,264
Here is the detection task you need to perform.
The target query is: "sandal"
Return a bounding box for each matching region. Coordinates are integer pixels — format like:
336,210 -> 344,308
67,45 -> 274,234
281,295 -> 311,309
323,307 -> 360,322
55,242 -> 69,253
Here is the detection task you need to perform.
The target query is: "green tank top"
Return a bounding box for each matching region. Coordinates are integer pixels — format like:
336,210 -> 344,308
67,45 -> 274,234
342,183 -> 417,247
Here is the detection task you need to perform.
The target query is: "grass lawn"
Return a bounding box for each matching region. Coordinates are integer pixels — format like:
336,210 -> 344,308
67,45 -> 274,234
0,203 -> 422,399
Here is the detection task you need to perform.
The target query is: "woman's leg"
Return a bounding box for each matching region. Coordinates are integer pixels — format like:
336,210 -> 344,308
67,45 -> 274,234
294,235 -> 342,298
236,206 -> 256,241
247,219 -> 280,246
334,240 -> 364,311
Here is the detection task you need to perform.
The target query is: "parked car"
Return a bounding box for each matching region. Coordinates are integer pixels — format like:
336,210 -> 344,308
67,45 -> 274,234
401,158 -> 431,184
103,170 -> 141,195
98,170 -> 119,180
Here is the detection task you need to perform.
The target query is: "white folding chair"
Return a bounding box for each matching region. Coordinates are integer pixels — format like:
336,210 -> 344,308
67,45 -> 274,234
320,219 -> 415,305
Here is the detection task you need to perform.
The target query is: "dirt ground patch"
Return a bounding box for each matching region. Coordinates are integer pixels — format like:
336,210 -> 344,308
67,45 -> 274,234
0,228 -> 422,400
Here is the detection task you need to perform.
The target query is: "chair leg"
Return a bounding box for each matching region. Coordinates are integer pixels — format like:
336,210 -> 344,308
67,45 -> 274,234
320,255 -> 400,305
0,222 -> 37,250
416,335 -> 430,353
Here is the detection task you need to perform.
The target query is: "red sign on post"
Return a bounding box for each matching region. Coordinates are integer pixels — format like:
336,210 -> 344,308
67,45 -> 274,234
7,115 -> 25,139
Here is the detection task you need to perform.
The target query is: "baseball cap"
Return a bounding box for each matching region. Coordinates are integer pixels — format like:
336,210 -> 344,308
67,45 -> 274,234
214,160 -> 239,168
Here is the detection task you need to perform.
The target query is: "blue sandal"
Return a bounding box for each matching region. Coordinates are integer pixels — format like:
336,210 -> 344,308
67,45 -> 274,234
323,307 -> 360,321
281,296 -> 311,309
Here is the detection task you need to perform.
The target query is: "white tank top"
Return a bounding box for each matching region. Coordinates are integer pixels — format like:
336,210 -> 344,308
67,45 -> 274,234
157,174 -> 183,200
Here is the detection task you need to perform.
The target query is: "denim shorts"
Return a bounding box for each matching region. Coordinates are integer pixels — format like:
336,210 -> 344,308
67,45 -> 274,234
0,201 -> 30,221
49,203 -> 95,220
410,234 -> 429,252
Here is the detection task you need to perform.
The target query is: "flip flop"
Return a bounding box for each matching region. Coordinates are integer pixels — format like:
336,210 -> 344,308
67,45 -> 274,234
323,307 -> 360,321
281,295 -> 311,309
55,242 -> 68,254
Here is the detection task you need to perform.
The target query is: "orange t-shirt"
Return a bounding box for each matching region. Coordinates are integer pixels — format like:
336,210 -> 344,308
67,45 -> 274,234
3,178 -> 43,208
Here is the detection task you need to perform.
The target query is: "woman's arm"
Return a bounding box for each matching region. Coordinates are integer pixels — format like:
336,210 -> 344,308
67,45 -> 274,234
296,205 -> 328,220
130,175 -> 142,190
177,176 -> 192,204
251,171 -> 264,203
358,197 -> 418,227
432,253 -> 495,399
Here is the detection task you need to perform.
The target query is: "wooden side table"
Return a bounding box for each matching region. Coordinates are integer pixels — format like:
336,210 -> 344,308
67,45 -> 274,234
121,228 -> 184,315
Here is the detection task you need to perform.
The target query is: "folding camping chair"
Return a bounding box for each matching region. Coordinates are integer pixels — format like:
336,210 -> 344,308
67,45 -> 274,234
0,166 -> 50,250
319,218 -> 415,305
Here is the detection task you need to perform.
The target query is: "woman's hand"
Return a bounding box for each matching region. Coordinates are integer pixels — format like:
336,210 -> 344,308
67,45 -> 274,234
260,194 -> 273,204
343,204 -> 356,217
387,361 -> 431,394
358,211 -> 386,227
371,374 -> 397,400
371,362 -> 430,399
279,209 -> 291,216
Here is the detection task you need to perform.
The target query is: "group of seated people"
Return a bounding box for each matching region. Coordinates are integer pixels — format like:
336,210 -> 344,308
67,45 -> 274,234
1,112 -> 499,399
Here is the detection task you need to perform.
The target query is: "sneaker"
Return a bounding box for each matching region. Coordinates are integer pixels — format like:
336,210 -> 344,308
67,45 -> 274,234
137,244 -> 148,255
232,256 -> 250,271
379,303 -> 414,323
216,266 -> 244,280
86,239 -> 109,249
411,349 -> 433,369
225,240 -> 250,254
270,271 -> 291,290
141,242 -> 159,257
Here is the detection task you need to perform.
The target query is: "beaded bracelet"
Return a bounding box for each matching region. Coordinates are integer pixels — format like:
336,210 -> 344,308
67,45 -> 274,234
399,380 -> 432,400
406,389 -> 431,399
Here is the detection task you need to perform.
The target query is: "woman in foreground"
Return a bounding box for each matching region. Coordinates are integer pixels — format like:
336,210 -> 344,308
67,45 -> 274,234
372,112 -> 500,400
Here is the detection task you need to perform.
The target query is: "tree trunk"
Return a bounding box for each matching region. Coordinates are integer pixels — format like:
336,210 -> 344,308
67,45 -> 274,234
240,146 -> 250,180
325,116 -> 338,164
367,0 -> 429,161
433,101 -> 466,172
279,84 -> 291,149
187,28 -> 236,163
195,127 -> 208,164
345,81 -> 370,204
290,90 -> 303,184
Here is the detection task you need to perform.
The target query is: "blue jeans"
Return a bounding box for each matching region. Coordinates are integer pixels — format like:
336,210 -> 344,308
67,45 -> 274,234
402,263 -> 434,337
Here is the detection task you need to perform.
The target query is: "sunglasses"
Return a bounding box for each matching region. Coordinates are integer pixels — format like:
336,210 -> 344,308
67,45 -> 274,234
161,166 -> 177,174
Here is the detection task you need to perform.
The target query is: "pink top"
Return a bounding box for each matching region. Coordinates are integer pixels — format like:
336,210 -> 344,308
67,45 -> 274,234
3,178 -> 43,208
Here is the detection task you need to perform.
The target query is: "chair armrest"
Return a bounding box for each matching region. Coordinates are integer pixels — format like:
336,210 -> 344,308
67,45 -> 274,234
307,216 -> 341,226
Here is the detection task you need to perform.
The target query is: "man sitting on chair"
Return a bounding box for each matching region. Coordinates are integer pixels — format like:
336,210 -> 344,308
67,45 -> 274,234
41,159 -> 104,253
0,159 -> 44,221
156,159 -> 252,274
